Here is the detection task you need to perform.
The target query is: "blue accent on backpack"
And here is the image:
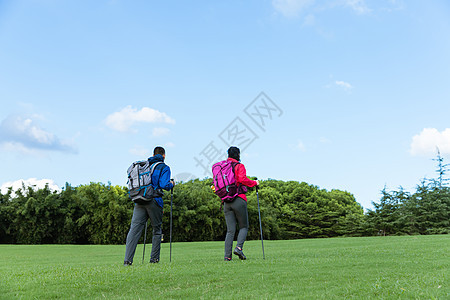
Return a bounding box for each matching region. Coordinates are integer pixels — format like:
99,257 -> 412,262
127,161 -> 164,204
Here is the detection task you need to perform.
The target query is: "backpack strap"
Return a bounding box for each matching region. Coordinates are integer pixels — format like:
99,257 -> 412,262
230,161 -> 241,181
149,162 -> 163,178
149,162 -> 165,188
230,162 -> 247,195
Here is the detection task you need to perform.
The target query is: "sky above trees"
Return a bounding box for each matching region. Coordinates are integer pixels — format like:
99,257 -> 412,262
1,0 -> 450,209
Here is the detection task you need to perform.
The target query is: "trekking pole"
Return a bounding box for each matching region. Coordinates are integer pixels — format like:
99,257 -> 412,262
142,220 -> 148,264
170,183 -> 174,262
256,185 -> 265,260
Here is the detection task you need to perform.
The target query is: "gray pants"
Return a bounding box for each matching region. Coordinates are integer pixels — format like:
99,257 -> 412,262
224,197 -> 249,258
124,199 -> 163,263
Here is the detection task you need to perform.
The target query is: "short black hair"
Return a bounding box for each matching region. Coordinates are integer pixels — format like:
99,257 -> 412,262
227,146 -> 240,161
154,146 -> 165,156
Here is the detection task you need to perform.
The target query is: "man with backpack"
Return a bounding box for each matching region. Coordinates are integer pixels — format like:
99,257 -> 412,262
212,146 -> 259,261
124,146 -> 174,266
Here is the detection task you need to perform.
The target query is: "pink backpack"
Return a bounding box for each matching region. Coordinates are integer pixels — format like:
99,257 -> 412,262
212,160 -> 246,202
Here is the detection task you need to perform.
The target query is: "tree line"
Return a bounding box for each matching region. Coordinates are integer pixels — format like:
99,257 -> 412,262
1,155 -> 448,244
0,179 -> 365,244
365,152 -> 450,236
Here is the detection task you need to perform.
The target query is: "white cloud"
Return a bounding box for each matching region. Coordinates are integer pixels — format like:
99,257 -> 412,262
303,14 -> 316,26
152,127 -> 170,137
335,80 -> 353,90
164,142 -> 175,148
297,140 -> 306,151
1,178 -> 61,195
319,137 -> 332,144
0,115 -> 77,154
273,0 -> 372,19
0,141 -> 37,155
324,79 -> 354,92
272,0 -> 315,18
344,0 -> 371,14
410,128 -> 450,156
382,0 -> 405,12
129,146 -> 151,157
105,106 -> 175,133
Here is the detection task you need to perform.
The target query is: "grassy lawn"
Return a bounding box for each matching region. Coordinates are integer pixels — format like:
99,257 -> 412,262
0,235 -> 448,299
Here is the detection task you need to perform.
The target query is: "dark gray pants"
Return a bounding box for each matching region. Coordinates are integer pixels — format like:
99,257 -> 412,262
124,199 -> 163,263
224,197 -> 249,258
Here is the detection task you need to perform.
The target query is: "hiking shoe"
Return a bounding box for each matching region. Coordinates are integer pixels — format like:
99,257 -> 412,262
123,261 -> 132,266
233,247 -> 246,260
149,258 -> 159,264
224,257 -> 232,262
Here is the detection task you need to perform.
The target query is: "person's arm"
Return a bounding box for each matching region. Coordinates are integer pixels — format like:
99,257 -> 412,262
235,164 -> 258,187
159,165 -> 174,191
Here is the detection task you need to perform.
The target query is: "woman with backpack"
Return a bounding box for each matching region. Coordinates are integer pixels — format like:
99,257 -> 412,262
221,146 -> 259,261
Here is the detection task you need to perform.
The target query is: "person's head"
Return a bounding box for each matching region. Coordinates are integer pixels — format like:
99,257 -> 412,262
154,146 -> 166,159
227,146 -> 240,161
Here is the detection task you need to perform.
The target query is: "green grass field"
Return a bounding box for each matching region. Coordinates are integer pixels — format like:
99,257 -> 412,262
1,235 -> 448,299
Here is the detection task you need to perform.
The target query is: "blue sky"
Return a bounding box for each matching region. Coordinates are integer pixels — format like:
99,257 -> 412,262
1,0 -> 450,210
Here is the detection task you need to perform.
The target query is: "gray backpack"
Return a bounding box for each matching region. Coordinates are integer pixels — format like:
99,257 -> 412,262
127,161 -> 163,204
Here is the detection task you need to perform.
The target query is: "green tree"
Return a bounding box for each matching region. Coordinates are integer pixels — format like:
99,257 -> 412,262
0,188 -> 14,243
76,182 -> 132,244
366,187 -> 401,236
